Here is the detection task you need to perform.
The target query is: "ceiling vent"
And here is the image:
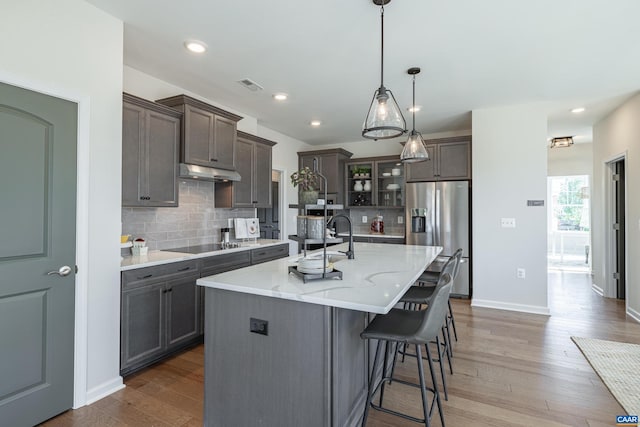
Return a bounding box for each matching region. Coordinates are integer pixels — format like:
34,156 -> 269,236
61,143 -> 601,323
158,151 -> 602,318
237,78 -> 264,92
550,136 -> 574,148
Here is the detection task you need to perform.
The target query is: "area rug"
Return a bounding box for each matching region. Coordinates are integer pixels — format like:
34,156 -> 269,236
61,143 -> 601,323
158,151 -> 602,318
572,336 -> 640,415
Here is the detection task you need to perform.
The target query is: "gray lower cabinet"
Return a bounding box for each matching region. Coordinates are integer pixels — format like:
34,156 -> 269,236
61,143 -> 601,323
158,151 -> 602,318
250,243 -> 289,264
405,136 -> 471,182
122,93 -> 181,207
121,245 -> 290,375
215,132 -> 276,208
120,260 -> 200,376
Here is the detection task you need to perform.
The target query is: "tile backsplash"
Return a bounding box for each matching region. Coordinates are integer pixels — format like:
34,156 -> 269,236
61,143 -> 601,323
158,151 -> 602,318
122,180 -> 255,251
349,207 -> 405,236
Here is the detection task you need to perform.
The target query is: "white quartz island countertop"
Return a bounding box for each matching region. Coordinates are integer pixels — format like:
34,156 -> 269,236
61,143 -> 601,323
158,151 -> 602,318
197,242 -> 442,314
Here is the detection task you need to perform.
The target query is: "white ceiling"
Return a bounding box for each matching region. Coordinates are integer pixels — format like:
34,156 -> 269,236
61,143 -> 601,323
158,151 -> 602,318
86,0 -> 640,146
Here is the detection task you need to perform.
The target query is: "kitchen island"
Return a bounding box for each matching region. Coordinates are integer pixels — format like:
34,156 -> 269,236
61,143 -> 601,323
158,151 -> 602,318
197,242 -> 441,427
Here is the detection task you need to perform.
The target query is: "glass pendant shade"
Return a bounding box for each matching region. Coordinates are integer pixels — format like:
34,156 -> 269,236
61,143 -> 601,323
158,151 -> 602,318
363,86 -> 406,140
401,130 -> 429,162
400,66 -> 429,163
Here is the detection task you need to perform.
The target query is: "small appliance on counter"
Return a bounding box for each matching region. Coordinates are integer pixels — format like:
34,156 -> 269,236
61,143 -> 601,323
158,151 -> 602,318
370,214 -> 384,234
131,238 -> 148,256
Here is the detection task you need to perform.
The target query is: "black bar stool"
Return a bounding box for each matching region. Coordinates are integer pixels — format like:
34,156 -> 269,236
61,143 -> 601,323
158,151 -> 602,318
360,276 -> 452,427
407,248 -> 463,348
397,271 -> 456,400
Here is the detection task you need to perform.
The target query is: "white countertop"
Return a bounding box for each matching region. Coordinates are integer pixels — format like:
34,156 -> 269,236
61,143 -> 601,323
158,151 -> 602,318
120,239 -> 288,271
197,242 -> 442,314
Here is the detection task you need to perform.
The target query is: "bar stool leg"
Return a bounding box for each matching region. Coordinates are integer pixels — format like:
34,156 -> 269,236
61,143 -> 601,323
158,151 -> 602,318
441,327 -> 453,375
434,336 -> 448,400
378,341 -> 391,407
424,344 -> 446,427
415,344 -> 432,427
448,299 -> 458,341
362,340 -> 383,427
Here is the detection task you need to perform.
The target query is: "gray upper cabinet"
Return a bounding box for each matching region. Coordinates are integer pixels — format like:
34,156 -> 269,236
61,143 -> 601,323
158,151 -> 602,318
156,94 -> 242,171
406,136 -> 471,182
122,93 -> 181,207
298,148 -> 353,204
215,131 -> 276,208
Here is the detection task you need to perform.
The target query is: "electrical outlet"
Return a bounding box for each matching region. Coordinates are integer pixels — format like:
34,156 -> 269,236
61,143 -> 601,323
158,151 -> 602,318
517,268 -> 526,279
250,318 -> 268,336
362,215 -> 368,223
398,216 -> 404,224
501,218 -> 516,228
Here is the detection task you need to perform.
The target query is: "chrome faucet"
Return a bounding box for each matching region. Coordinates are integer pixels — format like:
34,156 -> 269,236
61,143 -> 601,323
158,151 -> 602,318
327,214 -> 355,259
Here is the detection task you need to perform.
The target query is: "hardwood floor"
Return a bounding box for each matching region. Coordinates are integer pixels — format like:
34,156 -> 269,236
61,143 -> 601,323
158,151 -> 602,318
42,271 -> 639,426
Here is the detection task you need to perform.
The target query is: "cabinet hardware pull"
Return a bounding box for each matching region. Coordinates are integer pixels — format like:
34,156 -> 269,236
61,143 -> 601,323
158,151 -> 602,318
162,289 -> 167,294
139,274 -> 153,279
210,158 -> 218,161
167,288 -> 173,292
177,267 -> 191,271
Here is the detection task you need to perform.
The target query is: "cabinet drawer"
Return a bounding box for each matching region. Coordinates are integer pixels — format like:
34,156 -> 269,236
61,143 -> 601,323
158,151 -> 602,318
200,251 -> 251,277
122,260 -> 199,289
251,244 -> 289,265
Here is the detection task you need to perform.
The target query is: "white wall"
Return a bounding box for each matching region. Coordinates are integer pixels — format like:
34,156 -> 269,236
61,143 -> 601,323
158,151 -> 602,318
1,0 -> 124,405
548,143 -> 593,177
592,93 -> 640,318
472,104 -> 549,314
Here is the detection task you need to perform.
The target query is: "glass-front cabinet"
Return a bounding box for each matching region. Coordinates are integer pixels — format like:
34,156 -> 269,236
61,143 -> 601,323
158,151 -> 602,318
346,161 -> 374,207
345,156 -> 405,208
376,159 -> 405,207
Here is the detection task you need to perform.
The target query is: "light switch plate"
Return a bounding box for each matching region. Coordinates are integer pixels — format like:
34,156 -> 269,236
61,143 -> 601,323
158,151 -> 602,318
501,218 -> 516,228
517,268 -> 526,279
398,216 -> 404,224
362,216 -> 368,223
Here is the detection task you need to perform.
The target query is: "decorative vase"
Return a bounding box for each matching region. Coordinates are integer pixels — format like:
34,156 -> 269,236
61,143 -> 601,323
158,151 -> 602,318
363,180 -> 372,191
354,180 -> 363,192
299,190 -> 319,206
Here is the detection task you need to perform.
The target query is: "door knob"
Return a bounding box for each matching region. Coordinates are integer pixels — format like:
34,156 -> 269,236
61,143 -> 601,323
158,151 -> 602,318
47,266 -> 72,277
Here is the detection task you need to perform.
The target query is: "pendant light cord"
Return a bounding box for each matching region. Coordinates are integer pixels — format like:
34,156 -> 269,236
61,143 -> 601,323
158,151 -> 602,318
380,5 -> 384,87
412,74 -> 416,131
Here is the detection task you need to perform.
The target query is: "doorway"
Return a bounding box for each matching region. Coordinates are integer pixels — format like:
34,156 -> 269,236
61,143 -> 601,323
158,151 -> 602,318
611,159 -> 626,300
547,175 -> 591,272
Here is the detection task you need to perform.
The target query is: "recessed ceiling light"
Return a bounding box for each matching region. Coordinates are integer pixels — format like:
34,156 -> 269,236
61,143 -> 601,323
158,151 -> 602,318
571,107 -> 586,113
310,120 -> 321,127
184,40 -> 207,53
273,93 -> 288,101
407,105 -> 422,113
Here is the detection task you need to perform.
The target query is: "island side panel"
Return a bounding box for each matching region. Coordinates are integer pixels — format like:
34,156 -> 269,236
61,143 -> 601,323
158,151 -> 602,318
204,288 -> 332,427
331,307 -> 369,427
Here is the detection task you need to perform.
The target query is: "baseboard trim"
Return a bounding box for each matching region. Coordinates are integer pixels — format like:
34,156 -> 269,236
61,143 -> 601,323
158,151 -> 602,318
471,299 -> 550,316
591,284 -> 604,296
627,306 -> 640,324
83,377 -> 125,407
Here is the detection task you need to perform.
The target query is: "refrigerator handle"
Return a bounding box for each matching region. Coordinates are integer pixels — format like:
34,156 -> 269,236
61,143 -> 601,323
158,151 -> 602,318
435,188 -> 441,246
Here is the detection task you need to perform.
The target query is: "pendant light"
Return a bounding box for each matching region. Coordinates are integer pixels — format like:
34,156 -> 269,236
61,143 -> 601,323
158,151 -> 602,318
362,0 -> 406,140
400,67 -> 429,162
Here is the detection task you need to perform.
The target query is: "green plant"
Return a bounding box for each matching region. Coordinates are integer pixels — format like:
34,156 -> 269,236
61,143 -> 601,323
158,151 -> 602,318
290,167 -> 319,191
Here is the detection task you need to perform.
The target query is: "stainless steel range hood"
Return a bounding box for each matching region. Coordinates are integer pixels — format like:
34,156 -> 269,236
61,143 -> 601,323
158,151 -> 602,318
179,163 -> 241,182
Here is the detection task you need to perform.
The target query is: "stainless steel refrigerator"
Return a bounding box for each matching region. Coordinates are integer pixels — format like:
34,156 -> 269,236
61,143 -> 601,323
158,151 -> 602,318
405,181 -> 471,297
